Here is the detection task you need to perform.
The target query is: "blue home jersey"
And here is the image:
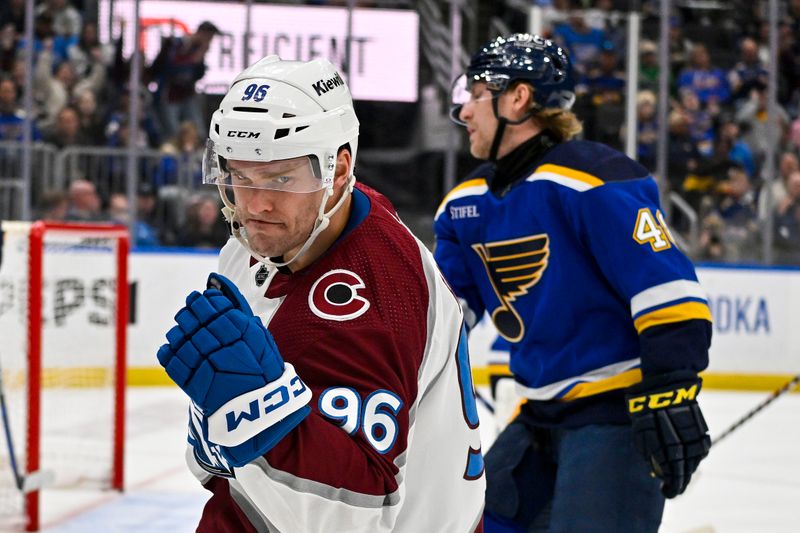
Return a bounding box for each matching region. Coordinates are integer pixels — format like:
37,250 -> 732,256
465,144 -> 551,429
434,140 -> 711,407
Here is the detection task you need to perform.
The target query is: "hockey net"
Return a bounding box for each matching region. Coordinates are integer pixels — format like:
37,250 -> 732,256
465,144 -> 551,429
0,221 -> 128,531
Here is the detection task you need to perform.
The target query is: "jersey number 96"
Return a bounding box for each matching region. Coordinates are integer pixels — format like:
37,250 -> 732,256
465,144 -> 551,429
318,388 -> 403,454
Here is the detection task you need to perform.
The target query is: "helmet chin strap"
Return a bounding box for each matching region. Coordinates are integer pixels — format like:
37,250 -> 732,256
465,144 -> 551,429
488,97 -> 536,162
219,175 -> 356,270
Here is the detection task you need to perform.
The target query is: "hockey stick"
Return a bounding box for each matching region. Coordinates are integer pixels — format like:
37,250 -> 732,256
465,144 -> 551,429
474,389 -> 495,414
0,356 -> 55,493
712,373 -> 800,446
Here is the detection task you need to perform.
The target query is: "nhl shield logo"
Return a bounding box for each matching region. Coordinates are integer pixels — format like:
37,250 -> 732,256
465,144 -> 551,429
308,269 -> 370,321
254,264 -> 269,287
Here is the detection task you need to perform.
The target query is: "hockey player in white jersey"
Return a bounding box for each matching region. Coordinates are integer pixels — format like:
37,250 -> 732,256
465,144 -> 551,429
156,55 -> 485,532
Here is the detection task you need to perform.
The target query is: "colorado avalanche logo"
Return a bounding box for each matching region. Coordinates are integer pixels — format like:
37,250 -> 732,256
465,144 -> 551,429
308,269 -> 370,321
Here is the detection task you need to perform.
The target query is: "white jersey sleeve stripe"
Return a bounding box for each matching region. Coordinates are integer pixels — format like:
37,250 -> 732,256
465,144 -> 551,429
515,357 -> 641,400
526,170 -> 596,192
244,458 -> 402,508
630,279 -> 707,318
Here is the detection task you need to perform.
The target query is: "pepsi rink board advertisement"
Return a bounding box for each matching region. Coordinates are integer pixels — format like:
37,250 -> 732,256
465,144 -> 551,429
0,246 -> 797,387
98,0 -> 419,102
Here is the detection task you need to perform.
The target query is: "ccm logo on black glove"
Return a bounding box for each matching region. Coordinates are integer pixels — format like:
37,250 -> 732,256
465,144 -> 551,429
625,370 -> 711,499
627,382 -> 698,413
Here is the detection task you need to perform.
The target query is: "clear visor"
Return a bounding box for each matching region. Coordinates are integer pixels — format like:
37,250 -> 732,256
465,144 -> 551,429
202,139 -> 324,193
449,74 -> 502,125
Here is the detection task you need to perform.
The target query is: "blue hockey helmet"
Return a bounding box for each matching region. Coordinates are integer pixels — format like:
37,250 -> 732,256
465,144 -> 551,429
450,33 -> 576,125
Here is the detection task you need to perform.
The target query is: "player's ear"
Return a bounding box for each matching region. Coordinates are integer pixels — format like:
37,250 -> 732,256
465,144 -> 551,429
511,83 -> 534,114
499,82 -> 534,121
333,146 -> 352,188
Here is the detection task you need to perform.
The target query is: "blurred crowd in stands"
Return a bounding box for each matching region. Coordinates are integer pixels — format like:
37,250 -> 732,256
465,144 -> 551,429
0,0 -> 228,248
3,0 -> 800,264
500,0 -> 800,263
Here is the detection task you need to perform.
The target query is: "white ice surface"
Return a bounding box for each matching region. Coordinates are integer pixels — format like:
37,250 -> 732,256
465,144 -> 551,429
4,388 -> 795,532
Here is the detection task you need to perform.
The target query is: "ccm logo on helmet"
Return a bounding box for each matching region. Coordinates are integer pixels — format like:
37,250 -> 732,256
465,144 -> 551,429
227,130 -> 261,139
309,269 -> 370,321
312,72 -> 345,96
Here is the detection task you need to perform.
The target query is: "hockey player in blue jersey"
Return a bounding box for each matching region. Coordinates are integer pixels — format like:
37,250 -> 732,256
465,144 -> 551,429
435,33 -> 712,532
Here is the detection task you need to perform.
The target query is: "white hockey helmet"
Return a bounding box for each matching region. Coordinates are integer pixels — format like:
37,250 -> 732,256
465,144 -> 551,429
203,55 -> 360,267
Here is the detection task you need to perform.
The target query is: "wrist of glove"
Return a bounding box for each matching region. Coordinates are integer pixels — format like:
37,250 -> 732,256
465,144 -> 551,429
160,273 -> 312,467
625,370 -> 711,498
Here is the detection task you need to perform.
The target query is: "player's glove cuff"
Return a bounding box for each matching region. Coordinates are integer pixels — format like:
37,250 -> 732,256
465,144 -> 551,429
220,405 -> 311,467
626,370 -> 703,415
205,362 -> 313,467
207,362 -> 312,446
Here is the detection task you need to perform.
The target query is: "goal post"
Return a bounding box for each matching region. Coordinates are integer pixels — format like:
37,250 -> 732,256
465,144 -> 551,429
0,221 -> 129,531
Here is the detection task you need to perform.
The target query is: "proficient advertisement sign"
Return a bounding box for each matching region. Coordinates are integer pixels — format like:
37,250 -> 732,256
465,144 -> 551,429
98,0 -> 419,102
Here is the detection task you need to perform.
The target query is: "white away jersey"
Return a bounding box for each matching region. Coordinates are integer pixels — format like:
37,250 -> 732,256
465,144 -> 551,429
187,185 -> 485,533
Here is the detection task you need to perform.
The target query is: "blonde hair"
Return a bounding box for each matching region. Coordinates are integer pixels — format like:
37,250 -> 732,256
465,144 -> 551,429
533,108 -> 583,142
515,81 -> 583,142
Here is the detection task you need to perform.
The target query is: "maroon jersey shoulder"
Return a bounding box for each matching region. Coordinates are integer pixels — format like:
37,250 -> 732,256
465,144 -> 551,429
267,185 -> 430,374
256,188 -> 433,493
355,182 -> 398,215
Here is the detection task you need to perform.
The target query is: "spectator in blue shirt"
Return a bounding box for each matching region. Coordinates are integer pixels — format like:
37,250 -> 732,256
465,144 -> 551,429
553,7 -> 606,76
108,192 -> 161,247
728,37 -> 769,109
679,88 -> 715,157
147,21 -> 220,139
677,44 -> 731,106
717,116 -> 756,179
0,77 -> 41,141
580,43 -> 625,149
702,164 -> 761,263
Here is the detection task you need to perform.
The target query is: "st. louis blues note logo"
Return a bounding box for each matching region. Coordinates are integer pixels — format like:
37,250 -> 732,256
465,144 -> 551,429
472,234 -> 549,342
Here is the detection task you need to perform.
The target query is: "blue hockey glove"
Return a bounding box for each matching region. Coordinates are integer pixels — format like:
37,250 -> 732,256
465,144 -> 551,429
626,370 -> 711,498
158,273 -> 312,467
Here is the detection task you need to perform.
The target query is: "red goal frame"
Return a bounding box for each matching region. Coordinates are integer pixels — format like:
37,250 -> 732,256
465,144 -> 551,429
24,221 -> 128,531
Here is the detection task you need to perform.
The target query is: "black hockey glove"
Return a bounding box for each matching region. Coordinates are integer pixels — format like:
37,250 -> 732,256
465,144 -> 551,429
625,370 -> 711,498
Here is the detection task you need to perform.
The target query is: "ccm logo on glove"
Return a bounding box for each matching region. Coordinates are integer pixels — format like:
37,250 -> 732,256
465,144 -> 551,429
627,383 -> 698,412
209,362 -> 311,447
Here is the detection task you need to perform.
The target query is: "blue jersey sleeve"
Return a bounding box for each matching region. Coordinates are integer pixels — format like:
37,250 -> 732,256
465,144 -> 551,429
574,176 -> 711,376
433,203 -> 486,330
